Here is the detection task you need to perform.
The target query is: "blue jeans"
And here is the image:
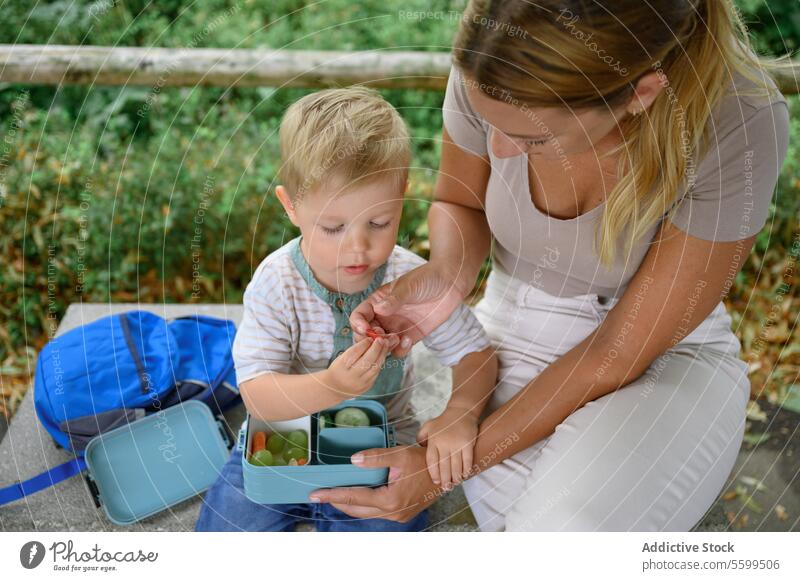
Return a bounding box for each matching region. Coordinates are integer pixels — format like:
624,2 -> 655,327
195,448 -> 429,531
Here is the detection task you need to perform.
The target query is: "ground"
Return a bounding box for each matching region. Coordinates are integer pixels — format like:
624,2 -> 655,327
0,304 -> 796,531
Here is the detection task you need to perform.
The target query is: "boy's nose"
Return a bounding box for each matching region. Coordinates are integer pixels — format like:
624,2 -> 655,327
344,228 -> 369,253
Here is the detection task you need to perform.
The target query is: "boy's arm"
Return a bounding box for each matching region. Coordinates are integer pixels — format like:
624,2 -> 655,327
235,265 -> 346,422
415,297 -> 497,421
240,335 -> 395,422
413,296 -> 497,486
239,369 -> 342,422
417,345 -> 497,485
444,346 -> 498,421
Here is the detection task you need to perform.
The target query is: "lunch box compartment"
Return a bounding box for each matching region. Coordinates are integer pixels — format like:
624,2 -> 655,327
316,427 -> 386,465
244,415 -> 311,460
240,400 -> 392,504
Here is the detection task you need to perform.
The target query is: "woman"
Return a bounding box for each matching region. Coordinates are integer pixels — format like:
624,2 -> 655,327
310,0 -> 790,531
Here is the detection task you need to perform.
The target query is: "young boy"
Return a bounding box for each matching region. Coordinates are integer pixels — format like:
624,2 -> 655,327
195,87 -> 497,532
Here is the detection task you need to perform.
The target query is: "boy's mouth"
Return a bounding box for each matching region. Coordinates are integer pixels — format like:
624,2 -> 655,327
343,264 -> 369,275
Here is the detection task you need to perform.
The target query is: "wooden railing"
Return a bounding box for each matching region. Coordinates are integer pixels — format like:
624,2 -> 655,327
0,45 -> 451,90
2,44 -> 799,93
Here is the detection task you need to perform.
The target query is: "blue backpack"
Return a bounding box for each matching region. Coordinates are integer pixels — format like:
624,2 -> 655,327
0,310 -> 241,506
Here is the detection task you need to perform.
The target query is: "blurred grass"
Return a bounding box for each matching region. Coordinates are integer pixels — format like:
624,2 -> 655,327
0,0 -> 798,422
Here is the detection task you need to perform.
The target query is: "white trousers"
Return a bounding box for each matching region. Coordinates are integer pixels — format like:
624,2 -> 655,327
462,267 -> 750,531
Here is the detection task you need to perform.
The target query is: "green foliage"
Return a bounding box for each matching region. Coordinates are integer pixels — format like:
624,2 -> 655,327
0,0 -> 466,358
737,0 -> 800,55
735,2 -> 800,253
0,0 -> 798,361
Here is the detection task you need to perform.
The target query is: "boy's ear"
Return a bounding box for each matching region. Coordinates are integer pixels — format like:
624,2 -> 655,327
275,185 -> 299,227
397,174 -> 409,197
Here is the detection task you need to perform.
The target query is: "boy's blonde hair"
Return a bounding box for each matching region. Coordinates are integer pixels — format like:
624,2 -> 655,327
278,86 -> 411,203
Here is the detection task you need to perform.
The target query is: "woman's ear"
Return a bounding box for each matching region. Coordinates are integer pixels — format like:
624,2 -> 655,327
275,185 -> 299,227
626,71 -> 666,115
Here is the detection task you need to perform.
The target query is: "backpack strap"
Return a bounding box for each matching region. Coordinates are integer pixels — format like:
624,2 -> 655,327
119,312 -> 152,394
0,456 -> 87,506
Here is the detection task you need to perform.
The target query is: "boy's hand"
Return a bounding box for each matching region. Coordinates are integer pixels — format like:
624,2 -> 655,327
416,408 -> 479,490
324,336 -> 394,398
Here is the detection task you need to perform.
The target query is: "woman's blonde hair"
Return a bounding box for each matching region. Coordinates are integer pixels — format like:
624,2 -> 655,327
454,0 -> 793,266
279,86 -> 410,204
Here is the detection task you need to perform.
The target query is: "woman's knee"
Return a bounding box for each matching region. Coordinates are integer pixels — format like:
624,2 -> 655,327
505,475 -> 665,531
504,484 -> 589,531
502,349 -> 749,531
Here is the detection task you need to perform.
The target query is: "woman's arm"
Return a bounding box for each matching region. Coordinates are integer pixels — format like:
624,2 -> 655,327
311,219 -> 756,520
469,220 -> 755,470
428,127 -> 494,298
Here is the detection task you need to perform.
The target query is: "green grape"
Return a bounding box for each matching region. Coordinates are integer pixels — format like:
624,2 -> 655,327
334,407 -> 370,427
249,449 -> 273,466
288,430 -> 307,449
319,413 -> 334,430
285,446 -> 307,461
271,454 -> 288,466
266,433 -> 286,455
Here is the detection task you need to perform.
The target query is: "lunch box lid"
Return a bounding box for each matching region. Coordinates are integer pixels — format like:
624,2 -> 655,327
83,400 -> 231,525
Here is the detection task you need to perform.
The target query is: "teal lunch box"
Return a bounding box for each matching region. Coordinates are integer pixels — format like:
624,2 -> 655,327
239,400 -> 394,505
82,400 -> 233,525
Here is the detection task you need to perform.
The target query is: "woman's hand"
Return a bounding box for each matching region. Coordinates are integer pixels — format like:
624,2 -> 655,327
308,446 -> 443,522
349,261 -> 470,358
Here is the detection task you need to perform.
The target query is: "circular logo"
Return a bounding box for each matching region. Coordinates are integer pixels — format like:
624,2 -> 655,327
20,541 -> 46,569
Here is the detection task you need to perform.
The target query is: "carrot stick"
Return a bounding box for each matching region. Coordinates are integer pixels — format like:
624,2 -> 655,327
251,431 -> 267,455
365,327 -> 397,339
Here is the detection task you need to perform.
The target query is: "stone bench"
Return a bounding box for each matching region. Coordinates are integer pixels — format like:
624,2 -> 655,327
0,303 -> 726,531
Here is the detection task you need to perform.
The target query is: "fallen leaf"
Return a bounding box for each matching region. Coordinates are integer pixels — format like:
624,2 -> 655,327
722,490 -> 739,501
741,495 -> 764,514
742,432 -> 771,446
739,476 -> 771,493
775,505 -> 788,521
746,400 -> 768,422
764,320 -> 790,343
